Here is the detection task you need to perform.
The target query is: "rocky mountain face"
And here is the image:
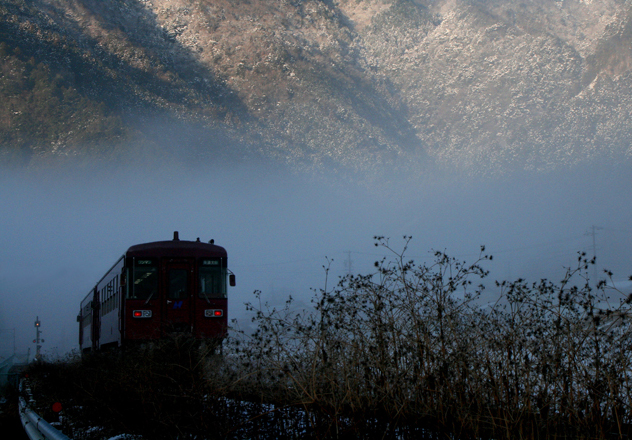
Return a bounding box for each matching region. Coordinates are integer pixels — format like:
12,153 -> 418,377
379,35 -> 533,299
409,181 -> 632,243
1,0 -> 631,173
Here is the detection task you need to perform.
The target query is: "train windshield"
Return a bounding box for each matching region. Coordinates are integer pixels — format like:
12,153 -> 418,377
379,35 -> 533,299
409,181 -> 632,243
130,259 -> 158,300
199,259 -> 226,299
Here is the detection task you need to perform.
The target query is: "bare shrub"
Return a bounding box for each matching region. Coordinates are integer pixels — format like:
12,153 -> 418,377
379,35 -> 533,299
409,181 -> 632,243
230,237 -> 632,439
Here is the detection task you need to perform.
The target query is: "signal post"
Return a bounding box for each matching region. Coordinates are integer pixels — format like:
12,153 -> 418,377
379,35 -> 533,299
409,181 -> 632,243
34,317 -> 44,360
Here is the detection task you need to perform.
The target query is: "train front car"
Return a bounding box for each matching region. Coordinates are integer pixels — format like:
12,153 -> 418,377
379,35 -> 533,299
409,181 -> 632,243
78,232 -> 233,352
124,232 -> 231,346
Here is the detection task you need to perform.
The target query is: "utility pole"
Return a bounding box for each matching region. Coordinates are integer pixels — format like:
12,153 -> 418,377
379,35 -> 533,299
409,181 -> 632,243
344,251 -> 353,276
34,317 -> 44,360
585,225 -> 603,286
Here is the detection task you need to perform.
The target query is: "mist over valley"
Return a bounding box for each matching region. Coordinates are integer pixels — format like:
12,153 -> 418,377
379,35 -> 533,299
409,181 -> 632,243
1,159 -> 630,357
1,0 -> 632,357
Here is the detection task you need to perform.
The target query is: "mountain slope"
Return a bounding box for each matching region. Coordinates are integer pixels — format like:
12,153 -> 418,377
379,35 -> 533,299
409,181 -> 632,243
1,0 -> 631,172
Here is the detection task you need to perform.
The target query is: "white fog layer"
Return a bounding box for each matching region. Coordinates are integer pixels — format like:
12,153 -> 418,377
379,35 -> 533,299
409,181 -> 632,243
1,161 -> 631,357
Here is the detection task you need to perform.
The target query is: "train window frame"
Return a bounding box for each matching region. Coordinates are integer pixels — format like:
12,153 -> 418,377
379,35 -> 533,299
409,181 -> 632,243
198,259 -> 227,299
129,258 -> 159,300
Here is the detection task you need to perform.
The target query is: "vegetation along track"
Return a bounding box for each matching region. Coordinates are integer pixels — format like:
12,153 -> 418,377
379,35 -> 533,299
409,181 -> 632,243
23,238 -> 632,439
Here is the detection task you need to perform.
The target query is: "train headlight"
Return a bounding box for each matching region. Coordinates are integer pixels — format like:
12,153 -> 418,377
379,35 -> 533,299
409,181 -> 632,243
132,310 -> 152,318
204,309 -> 223,318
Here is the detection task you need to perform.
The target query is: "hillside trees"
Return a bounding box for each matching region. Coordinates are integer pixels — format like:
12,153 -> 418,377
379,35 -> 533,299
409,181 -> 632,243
0,41 -> 125,163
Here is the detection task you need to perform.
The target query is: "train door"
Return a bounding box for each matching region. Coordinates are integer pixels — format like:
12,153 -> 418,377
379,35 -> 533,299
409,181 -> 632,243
163,259 -> 194,334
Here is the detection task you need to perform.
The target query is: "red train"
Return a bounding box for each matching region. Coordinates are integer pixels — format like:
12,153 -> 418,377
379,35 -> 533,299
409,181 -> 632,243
78,232 -> 235,351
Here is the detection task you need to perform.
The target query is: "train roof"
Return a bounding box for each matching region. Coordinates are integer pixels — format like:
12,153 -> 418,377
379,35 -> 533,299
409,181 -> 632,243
125,232 -> 227,259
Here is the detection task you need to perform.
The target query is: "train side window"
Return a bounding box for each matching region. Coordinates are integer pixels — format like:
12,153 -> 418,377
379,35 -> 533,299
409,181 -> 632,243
168,269 -> 188,300
199,261 -> 226,299
130,260 -> 158,300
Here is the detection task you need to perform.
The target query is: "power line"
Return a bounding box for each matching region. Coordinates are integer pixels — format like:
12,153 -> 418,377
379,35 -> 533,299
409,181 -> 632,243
0,328 -> 16,355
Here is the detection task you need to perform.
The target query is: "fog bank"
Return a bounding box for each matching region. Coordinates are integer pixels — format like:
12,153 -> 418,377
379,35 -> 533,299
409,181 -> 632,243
1,159 -> 630,357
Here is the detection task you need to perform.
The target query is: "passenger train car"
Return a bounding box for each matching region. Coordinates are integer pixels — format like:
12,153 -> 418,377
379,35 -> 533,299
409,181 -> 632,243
78,232 -> 235,351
